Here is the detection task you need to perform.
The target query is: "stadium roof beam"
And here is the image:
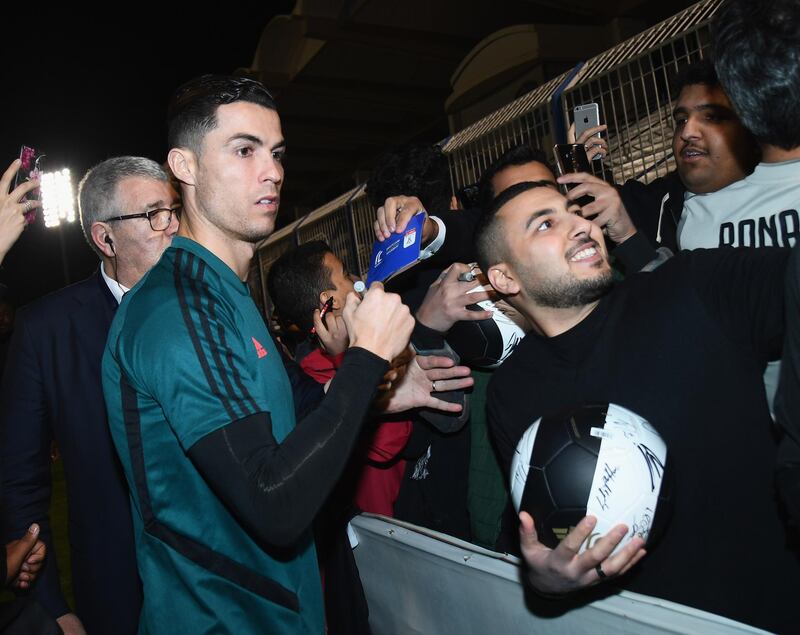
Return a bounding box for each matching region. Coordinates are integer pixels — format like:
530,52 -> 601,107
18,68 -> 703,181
299,16 -> 474,63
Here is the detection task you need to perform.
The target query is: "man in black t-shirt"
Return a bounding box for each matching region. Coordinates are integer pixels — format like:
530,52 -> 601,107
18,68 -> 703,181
475,179 -> 799,633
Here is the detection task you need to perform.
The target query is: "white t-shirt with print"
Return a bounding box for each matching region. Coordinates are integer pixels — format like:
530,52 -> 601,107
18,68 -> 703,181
677,159 -> 800,413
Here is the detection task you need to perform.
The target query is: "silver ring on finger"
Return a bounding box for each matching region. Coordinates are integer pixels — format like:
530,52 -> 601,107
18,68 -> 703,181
23,200 -> 31,211
595,564 -> 607,580
431,380 -> 438,392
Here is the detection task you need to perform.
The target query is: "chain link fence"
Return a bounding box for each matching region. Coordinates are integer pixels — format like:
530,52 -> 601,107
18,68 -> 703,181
253,0 -> 722,309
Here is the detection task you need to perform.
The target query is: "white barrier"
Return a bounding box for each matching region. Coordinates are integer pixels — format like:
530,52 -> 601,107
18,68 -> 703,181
351,515 -> 768,635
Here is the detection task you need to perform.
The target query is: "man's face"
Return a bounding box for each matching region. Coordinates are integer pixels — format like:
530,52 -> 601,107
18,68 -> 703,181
672,83 -> 756,194
194,101 -> 285,243
491,161 -> 555,198
322,252 -> 357,316
112,177 -> 180,285
497,186 -> 612,309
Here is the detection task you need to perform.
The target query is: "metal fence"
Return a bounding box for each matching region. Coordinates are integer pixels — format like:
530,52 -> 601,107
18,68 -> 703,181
561,0 -> 722,184
442,71 -> 571,191
253,0 -> 722,307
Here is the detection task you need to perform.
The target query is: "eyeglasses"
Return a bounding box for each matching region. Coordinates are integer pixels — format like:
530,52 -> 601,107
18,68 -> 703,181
106,206 -> 181,231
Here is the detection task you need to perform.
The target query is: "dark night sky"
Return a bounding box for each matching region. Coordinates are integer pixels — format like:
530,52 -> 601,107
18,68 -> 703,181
2,7 -> 293,305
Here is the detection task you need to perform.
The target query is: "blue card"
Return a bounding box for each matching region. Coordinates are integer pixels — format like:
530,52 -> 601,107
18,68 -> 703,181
366,213 -> 425,284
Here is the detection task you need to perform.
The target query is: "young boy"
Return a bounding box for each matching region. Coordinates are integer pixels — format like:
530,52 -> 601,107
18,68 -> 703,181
267,240 -> 411,516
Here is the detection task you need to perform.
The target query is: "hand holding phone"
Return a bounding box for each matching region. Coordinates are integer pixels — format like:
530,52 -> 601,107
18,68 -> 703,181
573,104 -> 607,161
574,104 -> 600,141
312,296 -> 350,356
0,159 -> 42,264
310,296 -> 335,335
14,146 -> 45,225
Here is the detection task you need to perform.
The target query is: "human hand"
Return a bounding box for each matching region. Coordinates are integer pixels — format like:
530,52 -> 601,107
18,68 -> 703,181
57,613 -> 87,635
343,282 -> 414,362
416,263 -> 493,333
376,353 -> 473,414
0,159 -> 41,265
373,195 -> 435,243
313,310 -> 349,356
375,346 -> 416,390
556,172 -> 637,245
568,123 -> 609,162
519,512 -> 646,596
5,523 -> 45,589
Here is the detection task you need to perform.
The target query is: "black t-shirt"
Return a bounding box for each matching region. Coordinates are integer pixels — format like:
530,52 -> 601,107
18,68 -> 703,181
776,247 -> 800,527
488,247 -> 798,633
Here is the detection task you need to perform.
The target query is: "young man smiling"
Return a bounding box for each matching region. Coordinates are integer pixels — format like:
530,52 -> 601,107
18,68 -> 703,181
477,180 -> 800,633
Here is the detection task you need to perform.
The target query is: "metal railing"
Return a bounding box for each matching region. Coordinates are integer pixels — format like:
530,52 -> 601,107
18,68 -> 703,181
442,70 -> 572,191
253,0 -> 722,306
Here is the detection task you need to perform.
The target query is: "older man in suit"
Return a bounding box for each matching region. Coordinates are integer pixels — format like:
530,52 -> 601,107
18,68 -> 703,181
0,156 -> 180,634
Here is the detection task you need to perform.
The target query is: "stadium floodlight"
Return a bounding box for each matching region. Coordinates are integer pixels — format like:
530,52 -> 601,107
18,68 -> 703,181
40,168 -> 76,228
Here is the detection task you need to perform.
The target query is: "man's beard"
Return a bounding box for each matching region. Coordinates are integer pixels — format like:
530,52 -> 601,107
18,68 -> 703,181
524,269 -> 614,309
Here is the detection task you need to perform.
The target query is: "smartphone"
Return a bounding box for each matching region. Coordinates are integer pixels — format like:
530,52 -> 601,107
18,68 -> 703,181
574,103 -> 601,142
553,143 -> 594,210
554,143 -> 592,176
14,145 -> 45,224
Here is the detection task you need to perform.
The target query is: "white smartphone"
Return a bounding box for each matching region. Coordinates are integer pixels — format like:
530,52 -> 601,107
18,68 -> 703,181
574,103 -> 601,141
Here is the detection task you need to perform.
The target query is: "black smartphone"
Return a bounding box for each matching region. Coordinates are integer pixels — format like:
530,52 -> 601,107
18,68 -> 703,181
553,143 -> 594,210
14,145 -> 45,224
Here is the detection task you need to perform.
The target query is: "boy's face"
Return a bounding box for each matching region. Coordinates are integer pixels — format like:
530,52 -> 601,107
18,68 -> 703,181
321,252 -> 357,316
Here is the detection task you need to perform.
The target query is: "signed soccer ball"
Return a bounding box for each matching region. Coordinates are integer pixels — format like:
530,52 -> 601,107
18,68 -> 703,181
446,283 -> 527,369
510,403 -> 671,555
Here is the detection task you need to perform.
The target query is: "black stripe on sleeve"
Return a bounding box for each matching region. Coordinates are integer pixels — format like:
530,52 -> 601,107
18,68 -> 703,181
185,255 -> 255,419
204,280 -> 261,414
174,250 -> 238,420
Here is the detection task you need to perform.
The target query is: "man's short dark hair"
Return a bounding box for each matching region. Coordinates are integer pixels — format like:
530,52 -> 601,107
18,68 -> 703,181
671,59 -> 719,101
267,241 -> 334,332
477,144 -> 552,211
712,0 -> 800,150
475,180 -> 558,273
365,144 -> 451,212
167,75 -> 278,153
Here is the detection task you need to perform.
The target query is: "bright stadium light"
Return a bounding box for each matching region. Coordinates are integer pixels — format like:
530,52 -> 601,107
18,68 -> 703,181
40,168 -> 76,228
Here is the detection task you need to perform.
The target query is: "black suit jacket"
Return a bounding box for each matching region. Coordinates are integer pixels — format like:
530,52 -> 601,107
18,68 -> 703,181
0,270 -> 141,633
